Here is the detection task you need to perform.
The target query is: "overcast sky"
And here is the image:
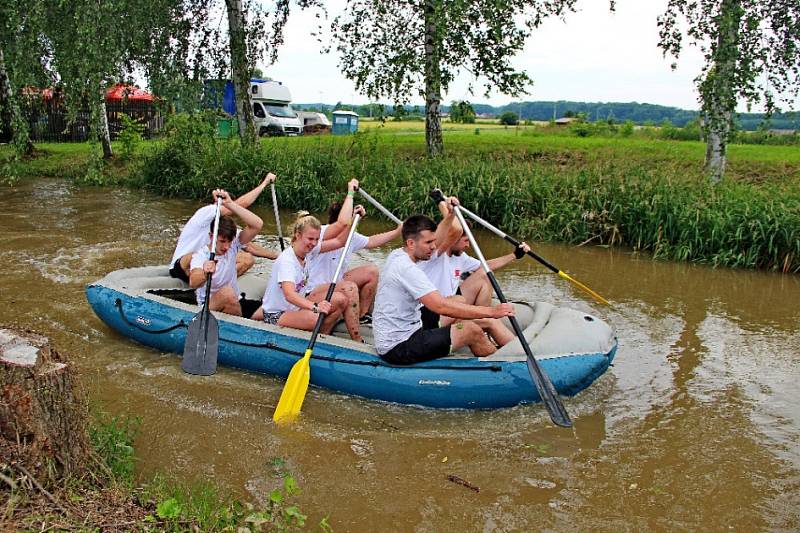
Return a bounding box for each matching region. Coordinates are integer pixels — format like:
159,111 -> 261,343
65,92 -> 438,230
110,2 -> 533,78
263,0 -> 718,110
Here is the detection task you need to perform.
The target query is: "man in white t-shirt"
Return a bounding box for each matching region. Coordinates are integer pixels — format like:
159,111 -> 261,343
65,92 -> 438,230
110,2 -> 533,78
418,191 -> 530,329
188,190 -> 263,316
306,180 -> 402,325
372,212 -> 516,365
169,173 -> 279,283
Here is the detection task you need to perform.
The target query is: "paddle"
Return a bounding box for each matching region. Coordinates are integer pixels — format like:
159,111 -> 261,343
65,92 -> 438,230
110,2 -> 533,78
452,205 -> 572,428
444,197 -> 609,306
356,187 -> 402,225
270,181 -> 285,251
273,213 -> 363,424
181,197 -> 223,376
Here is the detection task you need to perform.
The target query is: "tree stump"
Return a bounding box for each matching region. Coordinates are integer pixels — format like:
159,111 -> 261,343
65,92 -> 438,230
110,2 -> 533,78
0,327 -> 90,482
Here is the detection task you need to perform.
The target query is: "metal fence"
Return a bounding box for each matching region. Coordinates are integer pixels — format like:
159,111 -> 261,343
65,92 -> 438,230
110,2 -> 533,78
24,99 -> 163,142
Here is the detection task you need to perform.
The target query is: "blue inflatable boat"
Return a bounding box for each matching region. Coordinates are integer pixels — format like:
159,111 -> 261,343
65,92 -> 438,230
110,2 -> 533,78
86,266 -> 617,409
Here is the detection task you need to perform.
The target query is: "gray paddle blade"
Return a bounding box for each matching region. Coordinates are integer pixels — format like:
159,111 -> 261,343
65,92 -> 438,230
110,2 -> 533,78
181,310 -> 219,376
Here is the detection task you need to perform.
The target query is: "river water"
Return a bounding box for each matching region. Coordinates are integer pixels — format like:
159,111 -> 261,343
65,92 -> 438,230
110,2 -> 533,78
2,179 -> 798,531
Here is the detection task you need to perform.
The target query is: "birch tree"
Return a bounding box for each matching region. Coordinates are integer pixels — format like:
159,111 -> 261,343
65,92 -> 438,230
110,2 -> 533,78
331,0 -> 583,156
658,0 -> 800,183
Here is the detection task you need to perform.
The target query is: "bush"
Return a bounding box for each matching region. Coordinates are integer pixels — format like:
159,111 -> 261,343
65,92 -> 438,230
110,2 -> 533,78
499,111 -> 519,126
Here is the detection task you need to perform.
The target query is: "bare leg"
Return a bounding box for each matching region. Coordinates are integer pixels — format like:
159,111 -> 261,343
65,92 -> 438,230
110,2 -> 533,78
236,251 -> 255,276
321,292 -> 349,334
472,317 -> 515,347
458,271 -> 492,307
179,253 -> 193,279
449,321 -> 498,357
307,283 -> 362,341
343,265 -> 378,316
208,286 -> 242,316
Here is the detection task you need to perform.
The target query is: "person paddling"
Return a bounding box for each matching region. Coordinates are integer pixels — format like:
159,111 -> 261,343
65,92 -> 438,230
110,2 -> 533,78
372,212 -> 516,365
169,173 -> 279,282
306,179 -> 403,326
188,189 -> 263,316
251,212 -> 362,340
419,191 -> 531,329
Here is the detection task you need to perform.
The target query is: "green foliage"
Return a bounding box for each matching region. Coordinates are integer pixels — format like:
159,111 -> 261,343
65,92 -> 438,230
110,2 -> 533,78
118,113 -> 145,160
450,101 -> 476,124
499,111 -> 519,126
89,412 -> 140,484
132,126 -> 800,272
143,466 -> 318,531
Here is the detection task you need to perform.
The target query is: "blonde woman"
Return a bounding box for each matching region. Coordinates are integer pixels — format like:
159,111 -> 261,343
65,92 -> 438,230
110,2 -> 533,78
252,212 -> 363,340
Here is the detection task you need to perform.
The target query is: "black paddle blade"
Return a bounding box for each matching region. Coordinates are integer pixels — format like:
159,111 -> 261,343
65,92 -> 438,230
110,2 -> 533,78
526,355 -> 572,428
181,310 -> 219,376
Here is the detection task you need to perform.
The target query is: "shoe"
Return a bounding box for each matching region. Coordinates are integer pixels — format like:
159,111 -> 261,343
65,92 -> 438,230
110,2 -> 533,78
359,313 -> 373,325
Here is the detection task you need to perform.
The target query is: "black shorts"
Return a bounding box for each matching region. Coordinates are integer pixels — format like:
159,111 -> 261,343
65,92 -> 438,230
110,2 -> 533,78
168,258 -> 190,283
380,326 -> 452,365
420,306 -> 440,330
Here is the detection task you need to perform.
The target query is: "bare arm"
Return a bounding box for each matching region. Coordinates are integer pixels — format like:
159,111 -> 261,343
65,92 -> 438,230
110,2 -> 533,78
486,243 -> 529,272
242,241 -> 279,260
366,224 -> 402,249
419,291 -> 514,320
218,172 -> 276,216
216,189 -> 263,246
434,197 -> 462,254
324,178 -> 359,240
280,281 -> 316,311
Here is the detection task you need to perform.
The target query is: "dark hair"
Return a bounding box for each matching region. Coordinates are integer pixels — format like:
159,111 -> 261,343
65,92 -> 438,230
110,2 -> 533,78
211,215 -> 238,241
402,215 -> 437,242
327,201 -> 343,224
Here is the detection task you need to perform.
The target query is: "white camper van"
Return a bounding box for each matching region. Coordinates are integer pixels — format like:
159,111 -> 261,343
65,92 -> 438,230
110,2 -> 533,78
250,81 -> 303,136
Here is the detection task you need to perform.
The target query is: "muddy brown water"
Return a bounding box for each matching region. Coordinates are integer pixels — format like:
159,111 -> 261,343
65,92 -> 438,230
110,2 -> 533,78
1,179 -> 798,531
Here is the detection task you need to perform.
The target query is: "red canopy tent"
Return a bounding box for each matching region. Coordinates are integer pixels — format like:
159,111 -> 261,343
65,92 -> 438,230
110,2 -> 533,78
105,83 -> 154,102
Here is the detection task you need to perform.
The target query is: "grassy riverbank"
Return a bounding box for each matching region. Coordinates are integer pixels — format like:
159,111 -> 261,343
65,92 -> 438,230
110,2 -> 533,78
2,410 -> 319,531
2,122 -> 798,272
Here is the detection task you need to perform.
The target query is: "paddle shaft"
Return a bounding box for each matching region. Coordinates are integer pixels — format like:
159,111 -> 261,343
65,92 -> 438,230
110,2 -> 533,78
357,188 -> 402,225
201,198 -> 223,326
457,205 -> 609,305
270,182 -> 285,251
306,213 -> 363,351
453,206 -> 572,428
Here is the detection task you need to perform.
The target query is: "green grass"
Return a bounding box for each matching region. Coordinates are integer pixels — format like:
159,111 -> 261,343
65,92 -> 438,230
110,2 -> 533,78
3,123 -> 799,272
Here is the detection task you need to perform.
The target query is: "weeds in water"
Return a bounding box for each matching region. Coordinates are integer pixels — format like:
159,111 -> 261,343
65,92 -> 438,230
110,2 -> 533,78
132,118 -> 800,272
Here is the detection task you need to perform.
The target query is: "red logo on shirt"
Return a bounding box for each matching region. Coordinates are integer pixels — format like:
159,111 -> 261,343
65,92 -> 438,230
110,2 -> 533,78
454,269 -> 461,279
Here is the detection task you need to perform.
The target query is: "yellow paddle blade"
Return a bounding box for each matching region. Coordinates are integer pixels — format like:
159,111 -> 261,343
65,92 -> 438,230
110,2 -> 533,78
557,271 -> 610,306
273,349 -> 313,424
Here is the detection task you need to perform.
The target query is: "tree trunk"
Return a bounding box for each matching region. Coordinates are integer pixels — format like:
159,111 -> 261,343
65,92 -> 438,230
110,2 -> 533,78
0,46 -> 33,155
0,327 -> 90,483
97,100 -> 114,159
226,0 -> 257,145
702,0 -> 741,184
423,0 -> 443,157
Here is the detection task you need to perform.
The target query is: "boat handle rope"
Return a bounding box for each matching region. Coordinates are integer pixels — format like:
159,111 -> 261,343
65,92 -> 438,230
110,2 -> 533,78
114,299 -> 502,372
115,298 -> 187,334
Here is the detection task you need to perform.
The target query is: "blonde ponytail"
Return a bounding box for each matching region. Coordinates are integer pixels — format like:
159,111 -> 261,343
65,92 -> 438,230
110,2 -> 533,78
290,211 -> 321,242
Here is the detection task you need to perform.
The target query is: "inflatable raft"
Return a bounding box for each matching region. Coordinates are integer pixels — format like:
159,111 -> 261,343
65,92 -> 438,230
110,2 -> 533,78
85,266 -> 617,409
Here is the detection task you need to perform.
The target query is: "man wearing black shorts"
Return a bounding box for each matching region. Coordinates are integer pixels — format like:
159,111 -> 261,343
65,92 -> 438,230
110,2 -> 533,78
372,213 -> 516,365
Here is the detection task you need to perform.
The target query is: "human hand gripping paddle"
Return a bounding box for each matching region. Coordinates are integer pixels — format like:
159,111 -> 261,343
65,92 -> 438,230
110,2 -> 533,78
452,204 -> 572,428
181,196 -> 223,376
273,213 -> 363,424
270,177 -> 285,251
430,189 -> 609,306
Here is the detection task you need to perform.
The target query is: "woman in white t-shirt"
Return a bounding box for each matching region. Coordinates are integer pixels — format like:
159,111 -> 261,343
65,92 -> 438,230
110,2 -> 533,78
252,212 -> 357,338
